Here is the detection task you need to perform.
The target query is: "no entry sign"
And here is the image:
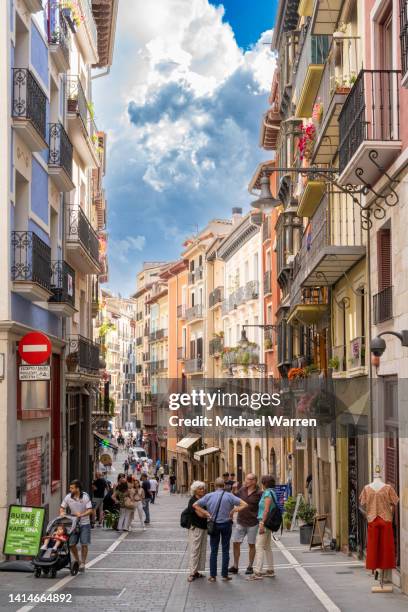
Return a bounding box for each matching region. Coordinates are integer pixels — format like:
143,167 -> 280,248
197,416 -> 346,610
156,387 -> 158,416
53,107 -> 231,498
18,332 -> 51,365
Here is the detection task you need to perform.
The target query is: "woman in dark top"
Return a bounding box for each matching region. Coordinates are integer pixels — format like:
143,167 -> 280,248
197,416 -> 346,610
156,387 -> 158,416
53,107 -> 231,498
187,481 -> 208,582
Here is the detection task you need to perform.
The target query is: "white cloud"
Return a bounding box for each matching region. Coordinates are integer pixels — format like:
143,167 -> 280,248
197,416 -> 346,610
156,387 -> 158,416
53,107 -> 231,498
110,235 -> 146,264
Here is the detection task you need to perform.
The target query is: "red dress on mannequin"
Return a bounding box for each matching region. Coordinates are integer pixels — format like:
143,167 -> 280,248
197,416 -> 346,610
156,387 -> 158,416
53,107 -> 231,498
359,483 -> 399,570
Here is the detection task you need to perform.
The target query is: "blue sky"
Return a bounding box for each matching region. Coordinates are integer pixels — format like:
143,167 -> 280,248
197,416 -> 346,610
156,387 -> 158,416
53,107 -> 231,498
93,0 -> 276,296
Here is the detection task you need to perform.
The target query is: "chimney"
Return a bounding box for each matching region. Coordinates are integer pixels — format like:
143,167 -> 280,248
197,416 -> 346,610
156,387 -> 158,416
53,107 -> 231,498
232,207 -> 242,227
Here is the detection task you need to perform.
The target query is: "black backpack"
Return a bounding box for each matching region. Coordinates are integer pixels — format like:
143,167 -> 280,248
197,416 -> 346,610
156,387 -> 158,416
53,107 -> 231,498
263,490 -> 283,533
180,507 -> 192,529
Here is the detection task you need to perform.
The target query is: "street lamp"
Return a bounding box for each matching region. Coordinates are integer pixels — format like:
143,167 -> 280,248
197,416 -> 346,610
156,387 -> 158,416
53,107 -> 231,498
251,174 -> 281,212
370,330 -> 408,365
238,324 -> 276,349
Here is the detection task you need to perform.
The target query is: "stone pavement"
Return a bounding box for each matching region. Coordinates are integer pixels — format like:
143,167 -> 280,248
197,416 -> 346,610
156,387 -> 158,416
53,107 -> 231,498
0,455 -> 407,611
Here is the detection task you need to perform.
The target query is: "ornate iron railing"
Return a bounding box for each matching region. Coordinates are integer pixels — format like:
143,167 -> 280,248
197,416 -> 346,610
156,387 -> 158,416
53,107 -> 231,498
49,260 -> 75,306
66,206 -> 100,265
209,338 -> 223,356
66,76 -> 92,135
49,122 -> 73,178
209,286 -> 223,308
185,358 -> 203,373
339,69 -> 401,173
373,286 -> 393,324
12,68 -> 46,140
245,280 -> 259,300
47,9 -> 70,64
11,231 -> 51,290
66,334 -> 100,372
149,328 -> 168,342
185,303 -> 203,321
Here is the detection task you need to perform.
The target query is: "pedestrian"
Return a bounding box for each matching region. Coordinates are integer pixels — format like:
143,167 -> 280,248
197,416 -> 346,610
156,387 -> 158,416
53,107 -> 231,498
169,473 -> 177,494
228,473 -> 262,575
247,475 -> 277,581
187,481 -> 208,582
149,476 -> 158,503
194,476 -> 247,583
60,480 -> 93,572
155,476 -> 160,497
223,472 -> 235,492
141,474 -> 151,524
158,465 -> 164,481
306,474 -> 312,503
113,481 -> 133,531
92,471 -> 107,527
124,459 -> 130,474
132,477 -> 146,530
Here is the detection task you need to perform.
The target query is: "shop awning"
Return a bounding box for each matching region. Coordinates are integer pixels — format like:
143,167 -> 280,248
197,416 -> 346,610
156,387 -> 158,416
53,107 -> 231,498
194,447 -> 220,461
176,435 -> 201,450
94,431 -> 118,450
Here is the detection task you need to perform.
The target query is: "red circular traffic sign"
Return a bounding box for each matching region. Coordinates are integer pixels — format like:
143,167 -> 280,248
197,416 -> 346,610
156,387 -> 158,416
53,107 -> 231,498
18,332 -> 51,365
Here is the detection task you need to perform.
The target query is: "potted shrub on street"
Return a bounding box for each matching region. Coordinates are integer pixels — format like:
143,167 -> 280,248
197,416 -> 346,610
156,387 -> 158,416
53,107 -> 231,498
298,501 -> 316,545
283,496 -> 297,530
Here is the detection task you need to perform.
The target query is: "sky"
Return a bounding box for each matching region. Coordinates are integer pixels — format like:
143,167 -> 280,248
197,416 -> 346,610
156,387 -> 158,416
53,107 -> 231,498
93,0 -> 277,296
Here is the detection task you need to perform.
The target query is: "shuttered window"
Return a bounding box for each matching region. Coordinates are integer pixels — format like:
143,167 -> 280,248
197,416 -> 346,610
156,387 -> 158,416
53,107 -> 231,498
377,228 -> 392,290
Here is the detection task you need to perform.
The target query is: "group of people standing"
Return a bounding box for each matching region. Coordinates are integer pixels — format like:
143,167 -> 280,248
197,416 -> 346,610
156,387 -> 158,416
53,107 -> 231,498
185,474 -> 278,583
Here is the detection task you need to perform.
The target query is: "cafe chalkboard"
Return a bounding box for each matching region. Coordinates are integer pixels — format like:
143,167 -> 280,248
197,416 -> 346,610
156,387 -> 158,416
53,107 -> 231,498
309,514 -> 327,550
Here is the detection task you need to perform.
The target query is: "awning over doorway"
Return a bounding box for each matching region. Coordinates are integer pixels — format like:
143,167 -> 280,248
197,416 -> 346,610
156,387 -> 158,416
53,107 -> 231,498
194,447 -> 220,461
176,434 -> 201,450
94,431 -> 118,450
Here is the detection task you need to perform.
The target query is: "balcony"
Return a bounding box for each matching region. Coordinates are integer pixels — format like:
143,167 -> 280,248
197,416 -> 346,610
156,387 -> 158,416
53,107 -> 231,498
185,358 -> 203,374
48,122 -> 75,191
177,304 -> 186,318
185,303 -> 204,322
222,346 -> 260,371
311,0 -> 343,35
66,206 -> 101,274
12,69 -> 47,151
209,286 -> 223,308
338,70 -> 401,186
72,0 -> 98,65
177,347 -> 186,360
264,271 -> 272,296
401,0 -> 408,87
373,286 -> 393,324
313,36 -> 360,165
278,29 -> 301,115
292,192 -> 365,287
66,77 -> 100,167
209,338 -> 223,356
47,10 -> 70,73
11,231 -> 52,302
293,23 -> 330,118
188,267 -> 204,285
260,107 -> 281,151
149,328 -> 168,342
48,260 -> 76,317
66,335 -> 100,377
287,286 -> 328,326
149,360 -> 167,375
245,280 -> 259,301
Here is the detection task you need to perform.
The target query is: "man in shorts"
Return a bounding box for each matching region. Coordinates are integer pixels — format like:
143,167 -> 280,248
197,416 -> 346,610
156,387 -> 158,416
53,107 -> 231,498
228,473 -> 262,575
60,480 -> 93,572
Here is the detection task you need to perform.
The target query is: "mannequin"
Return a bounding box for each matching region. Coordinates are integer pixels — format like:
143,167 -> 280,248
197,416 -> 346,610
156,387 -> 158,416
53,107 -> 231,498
359,465 -> 399,593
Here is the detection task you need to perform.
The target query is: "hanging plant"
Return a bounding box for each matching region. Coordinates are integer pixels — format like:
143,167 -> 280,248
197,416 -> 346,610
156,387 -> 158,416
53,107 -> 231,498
298,120 -> 316,161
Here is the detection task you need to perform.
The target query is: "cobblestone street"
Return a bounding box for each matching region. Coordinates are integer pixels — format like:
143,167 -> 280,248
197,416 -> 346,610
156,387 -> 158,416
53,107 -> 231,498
0,478 -> 406,612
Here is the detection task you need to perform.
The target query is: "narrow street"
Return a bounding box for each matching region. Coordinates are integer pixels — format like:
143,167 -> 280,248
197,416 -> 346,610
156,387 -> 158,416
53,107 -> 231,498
0,451 -> 406,612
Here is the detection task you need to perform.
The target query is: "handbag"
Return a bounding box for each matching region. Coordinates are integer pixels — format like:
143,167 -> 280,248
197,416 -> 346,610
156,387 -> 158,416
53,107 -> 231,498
263,490 -> 282,533
124,496 -> 136,510
207,491 -> 225,535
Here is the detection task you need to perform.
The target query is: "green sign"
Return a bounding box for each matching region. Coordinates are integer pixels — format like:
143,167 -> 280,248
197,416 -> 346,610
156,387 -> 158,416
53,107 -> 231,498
3,505 -> 45,557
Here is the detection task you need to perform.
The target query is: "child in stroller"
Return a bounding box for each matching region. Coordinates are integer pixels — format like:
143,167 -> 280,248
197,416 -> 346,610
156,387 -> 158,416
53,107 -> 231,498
33,515 -> 80,578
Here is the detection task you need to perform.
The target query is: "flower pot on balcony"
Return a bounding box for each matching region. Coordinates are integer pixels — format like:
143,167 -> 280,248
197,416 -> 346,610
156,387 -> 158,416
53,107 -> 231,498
336,86 -> 351,95
67,98 -> 78,113
300,523 -> 313,545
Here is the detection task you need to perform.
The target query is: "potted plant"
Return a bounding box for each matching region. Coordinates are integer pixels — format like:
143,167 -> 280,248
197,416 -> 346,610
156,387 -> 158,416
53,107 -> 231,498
103,510 -> 119,530
328,356 -> 340,371
298,501 -> 316,545
283,496 -> 297,530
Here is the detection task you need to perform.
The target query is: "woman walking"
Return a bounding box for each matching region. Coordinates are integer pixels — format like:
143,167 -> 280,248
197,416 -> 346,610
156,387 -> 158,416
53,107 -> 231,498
113,481 -> 133,531
187,481 -> 208,582
132,477 -> 146,531
247,475 -> 277,580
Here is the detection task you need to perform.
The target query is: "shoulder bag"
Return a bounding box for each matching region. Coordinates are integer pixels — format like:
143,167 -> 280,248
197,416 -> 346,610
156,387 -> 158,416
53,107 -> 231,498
207,491 -> 225,536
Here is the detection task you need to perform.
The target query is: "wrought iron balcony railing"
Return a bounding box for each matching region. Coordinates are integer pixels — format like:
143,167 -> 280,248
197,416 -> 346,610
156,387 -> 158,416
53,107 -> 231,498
373,286 -> 393,324
185,303 -> 203,321
49,122 -> 73,179
339,69 -> 401,173
209,338 -> 223,356
245,280 -> 259,300
12,68 -> 46,141
66,206 -> 100,265
209,286 -> 223,308
66,334 -> 100,373
188,266 -> 204,285
49,260 -> 75,307
149,328 -> 168,342
47,9 -> 70,64
66,76 -> 98,143
185,357 -> 203,373
11,231 -> 51,290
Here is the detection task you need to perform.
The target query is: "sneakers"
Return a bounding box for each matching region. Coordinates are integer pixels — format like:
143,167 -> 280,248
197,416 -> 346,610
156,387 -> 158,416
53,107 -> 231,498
228,566 -> 238,574
245,566 -> 254,575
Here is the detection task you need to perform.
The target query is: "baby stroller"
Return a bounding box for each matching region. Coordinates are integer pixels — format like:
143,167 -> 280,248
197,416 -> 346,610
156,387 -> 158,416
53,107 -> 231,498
33,515 -> 80,578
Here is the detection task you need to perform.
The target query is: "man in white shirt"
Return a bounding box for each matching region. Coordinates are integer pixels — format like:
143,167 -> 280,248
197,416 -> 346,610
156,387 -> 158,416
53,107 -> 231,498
149,477 -> 158,504
60,480 -> 93,572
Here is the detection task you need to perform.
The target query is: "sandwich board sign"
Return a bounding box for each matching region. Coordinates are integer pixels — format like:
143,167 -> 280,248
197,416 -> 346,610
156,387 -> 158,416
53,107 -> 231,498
3,505 -> 45,557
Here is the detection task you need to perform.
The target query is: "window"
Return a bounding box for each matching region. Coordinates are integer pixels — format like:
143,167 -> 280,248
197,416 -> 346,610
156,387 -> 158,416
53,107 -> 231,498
377,228 -> 392,291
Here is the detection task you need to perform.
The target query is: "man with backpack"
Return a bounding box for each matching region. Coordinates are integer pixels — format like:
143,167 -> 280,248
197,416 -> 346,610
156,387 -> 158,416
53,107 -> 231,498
247,475 -> 280,581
